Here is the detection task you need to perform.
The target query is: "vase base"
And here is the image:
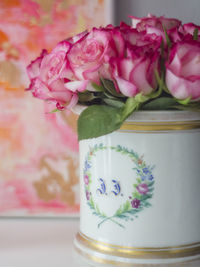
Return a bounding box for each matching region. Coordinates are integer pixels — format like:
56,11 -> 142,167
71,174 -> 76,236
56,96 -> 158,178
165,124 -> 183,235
74,232 -> 200,266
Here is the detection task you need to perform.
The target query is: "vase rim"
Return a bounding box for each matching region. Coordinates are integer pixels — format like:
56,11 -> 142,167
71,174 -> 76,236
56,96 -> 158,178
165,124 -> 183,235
127,110 -> 200,122
72,104 -> 200,122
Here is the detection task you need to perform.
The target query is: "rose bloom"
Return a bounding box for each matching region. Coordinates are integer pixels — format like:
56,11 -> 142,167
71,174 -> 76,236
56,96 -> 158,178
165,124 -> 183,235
180,23 -> 200,37
110,46 -> 159,97
131,14 -> 181,32
27,41 -> 88,109
66,27 -> 118,85
131,198 -> 140,209
131,14 -> 181,44
166,41 -> 200,100
136,183 -> 149,195
84,175 -> 89,185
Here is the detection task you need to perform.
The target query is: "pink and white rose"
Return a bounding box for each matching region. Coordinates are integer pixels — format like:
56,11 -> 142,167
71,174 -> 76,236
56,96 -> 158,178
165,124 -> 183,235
131,14 -> 181,43
131,14 -> 181,32
181,23 -> 200,37
27,42 -> 80,109
166,41 -> 200,100
66,28 -> 116,84
111,47 -> 159,97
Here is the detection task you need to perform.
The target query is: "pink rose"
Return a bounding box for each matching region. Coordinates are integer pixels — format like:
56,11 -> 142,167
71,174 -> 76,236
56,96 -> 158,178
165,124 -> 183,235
166,41 -> 200,100
27,42 -> 82,109
181,23 -> 200,37
39,41 -> 70,84
66,28 -> 117,84
131,14 -> 181,32
111,47 -> 159,97
67,30 -> 88,44
28,77 -> 78,109
131,15 -> 181,43
84,175 -> 89,185
136,183 -> 149,195
27,41 -> 70,84
118,22 -> 161,49
27,49 -> 48,80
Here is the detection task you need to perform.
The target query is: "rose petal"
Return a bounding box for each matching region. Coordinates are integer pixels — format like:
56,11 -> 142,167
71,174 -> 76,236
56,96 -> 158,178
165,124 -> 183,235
115,76 -> 138,97
64,80 -> 89,92
27,50 -> 47,79
52,40 -> 71,53
66,93 -> 78,109
130,16 -> 141,28
130,59 -> 154,94
67,30 -> 88,44
166,68 -> 200,100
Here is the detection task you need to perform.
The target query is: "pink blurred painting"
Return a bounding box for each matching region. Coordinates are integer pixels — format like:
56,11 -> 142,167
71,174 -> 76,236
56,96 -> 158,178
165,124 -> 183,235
0,0 -> 105,216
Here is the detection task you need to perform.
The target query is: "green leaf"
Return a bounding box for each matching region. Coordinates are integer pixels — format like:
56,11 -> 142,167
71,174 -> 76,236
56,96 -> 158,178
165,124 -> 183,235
193,28 -> 199,41
78,105 -> 122,140
103,91 -> 118,99
142,97 -> 178,110
136,178 -> 142,183
96,204 -> 100,214
78,91 -> 97,102
91,82 -> 104,92
123,201 -> 131,212
101,78 -> 124,98
173,102 -> 200,111
103,98 -> 125,108
90,198 -> 95,208
115,206 -> 123,216
132,192 -> 141,199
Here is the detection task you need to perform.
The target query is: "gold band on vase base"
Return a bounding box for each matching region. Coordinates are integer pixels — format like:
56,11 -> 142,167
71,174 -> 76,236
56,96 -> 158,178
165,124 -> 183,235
120,121 -> 200,132
75,232 -> 200,260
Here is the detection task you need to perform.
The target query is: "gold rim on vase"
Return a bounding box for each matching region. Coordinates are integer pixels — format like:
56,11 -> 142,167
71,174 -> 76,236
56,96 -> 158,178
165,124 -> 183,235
75,232 -> 200,260
120,120 -> 200,132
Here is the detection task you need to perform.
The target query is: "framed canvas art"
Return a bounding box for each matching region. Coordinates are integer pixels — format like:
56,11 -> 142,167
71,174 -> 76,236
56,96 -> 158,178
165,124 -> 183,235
0,0 -> 113,217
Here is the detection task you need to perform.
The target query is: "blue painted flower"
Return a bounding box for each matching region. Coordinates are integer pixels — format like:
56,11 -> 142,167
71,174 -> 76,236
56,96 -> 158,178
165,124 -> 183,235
141,168 -> 154,181
143,168 -> 150,174
148,174 -> 154,181
141,175 -> 147,181
85,160 -> 91,170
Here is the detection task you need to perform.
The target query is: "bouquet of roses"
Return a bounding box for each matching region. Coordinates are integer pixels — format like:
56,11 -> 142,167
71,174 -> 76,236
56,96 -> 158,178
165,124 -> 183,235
27,15 -> 200,140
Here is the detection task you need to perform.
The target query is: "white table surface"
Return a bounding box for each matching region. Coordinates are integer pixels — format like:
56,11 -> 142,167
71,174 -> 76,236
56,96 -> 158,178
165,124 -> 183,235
0,218 -> 81,267
0,218 -> 199,267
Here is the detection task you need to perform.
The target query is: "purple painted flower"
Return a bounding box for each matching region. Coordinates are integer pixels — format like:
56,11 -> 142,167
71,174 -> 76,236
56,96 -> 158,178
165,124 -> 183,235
136,183 -> 149,195
86,190 -> 90,200
84,175 -> 89,185
131,198 -> 140,209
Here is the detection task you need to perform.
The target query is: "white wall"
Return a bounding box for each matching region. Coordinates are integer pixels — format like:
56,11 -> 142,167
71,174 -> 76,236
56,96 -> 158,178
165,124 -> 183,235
114,0 -> 200,25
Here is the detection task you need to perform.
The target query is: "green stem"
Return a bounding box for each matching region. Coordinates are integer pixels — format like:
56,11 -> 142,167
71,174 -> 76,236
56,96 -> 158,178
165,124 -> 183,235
98,216 -> 125,229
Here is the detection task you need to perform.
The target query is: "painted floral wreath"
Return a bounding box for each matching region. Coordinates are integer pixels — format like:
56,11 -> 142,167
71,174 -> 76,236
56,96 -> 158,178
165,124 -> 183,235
83,143 -> 155,228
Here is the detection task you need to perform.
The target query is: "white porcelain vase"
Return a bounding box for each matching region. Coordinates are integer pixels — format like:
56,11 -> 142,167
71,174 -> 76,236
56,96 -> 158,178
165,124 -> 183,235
74,111 -> 200,266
